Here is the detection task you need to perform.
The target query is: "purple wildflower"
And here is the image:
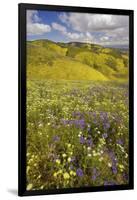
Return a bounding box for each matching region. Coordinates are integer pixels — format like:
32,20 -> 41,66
52,135 -> 60,142
93,120 -> 98,125
61,119 -> 69,125
117,139 -> 124,145
104,122 -> 110,130
92,174 -> 97,181
87,125 -> 91,132
112,165 -> 117,174
80,136 -> 85,144
70,156 -> 76,162
100,112 -> 108,121
108,150 -> 118,175
102,133 -> 108,139
78,119 -> 85,129
70,165 -> 74,170
104,181 -> 116,186
72,111 -> 84,118
76,168 -> 83,177
87,138 -> 93,146
123,173 -> 128,181
61,119 -> 86,129
92,168 -> 97,181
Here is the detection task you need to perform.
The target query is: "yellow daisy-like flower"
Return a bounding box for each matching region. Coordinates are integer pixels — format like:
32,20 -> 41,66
62,153 -> 67,158
55,159 -> 61,165
67,157 -> 71,162
125,153 -> 128,158
58,169 -> 63,174
27,183 -> 33,190
119,164 -> 124,169
67,143 -> 71,148
108,162 -> 112,167
53,172 -> 57,177
70,170 -> 76,176
99,157 -> 103,162
63,172 -> 70,179
87,147 -> 91,151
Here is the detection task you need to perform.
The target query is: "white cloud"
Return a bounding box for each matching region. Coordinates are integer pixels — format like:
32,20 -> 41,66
67,32 -> 83,40
58,13 -> 69,24
59,12 -> 129,45
27,10 -> 41,24
27,23 -> 51,35
100,36 -> 109,42
52,22 -> 67,34
51,22 -> 95,42
27,10 -> 51,36
59,13 -> 128,32
52,22 -> 84,41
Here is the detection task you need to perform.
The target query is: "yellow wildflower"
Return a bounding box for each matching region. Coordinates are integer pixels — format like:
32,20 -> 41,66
62,153 -> 67,158
53,172 -> 57,177
67,157 -> 71,162
108,162 -> 112,167
67,143 -> 71,148
55,159 -> 61,165
63,172 -> 70,179
70,170 -> 76,176
27,183 -> 33,190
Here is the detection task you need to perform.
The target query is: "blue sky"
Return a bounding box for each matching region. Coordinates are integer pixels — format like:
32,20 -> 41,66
27,11 -> 66,42
27,10 -> 129,46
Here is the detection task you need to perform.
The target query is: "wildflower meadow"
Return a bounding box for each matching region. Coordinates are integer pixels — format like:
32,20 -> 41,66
26,80 -> 129,190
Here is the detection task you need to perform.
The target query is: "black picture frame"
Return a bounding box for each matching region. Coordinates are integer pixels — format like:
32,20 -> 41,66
18,3 -> 134,196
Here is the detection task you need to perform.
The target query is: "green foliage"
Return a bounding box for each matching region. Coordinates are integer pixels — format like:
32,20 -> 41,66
105,57 -> 117,71
66,46 -> 90,57
123,58 -> 129,68
107,48 -> 122,59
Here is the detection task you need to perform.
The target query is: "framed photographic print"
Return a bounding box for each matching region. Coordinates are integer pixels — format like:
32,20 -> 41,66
18,3 -> 134,196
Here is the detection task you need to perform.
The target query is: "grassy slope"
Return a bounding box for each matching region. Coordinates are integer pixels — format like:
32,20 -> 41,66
27,40 -> 129,81
27,57 -> 108,81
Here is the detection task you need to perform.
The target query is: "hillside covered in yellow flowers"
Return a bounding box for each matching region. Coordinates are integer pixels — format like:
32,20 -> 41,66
27,39 -> 129,81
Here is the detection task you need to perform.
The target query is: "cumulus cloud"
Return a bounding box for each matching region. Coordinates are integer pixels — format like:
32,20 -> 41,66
59,13 -> 128,32
59,12 -> 129,45
66,32 -> 83,40
27,10 -> 51,36
27,23 -> 51,35
52,22 -> 84,40
52,22 -> 67,34
52,22 -> 95,42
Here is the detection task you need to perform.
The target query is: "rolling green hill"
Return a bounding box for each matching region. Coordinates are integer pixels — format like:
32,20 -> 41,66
27,39 -> 129,81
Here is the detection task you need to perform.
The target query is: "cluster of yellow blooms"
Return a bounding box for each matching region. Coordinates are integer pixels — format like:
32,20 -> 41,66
53,170 -> 76,180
